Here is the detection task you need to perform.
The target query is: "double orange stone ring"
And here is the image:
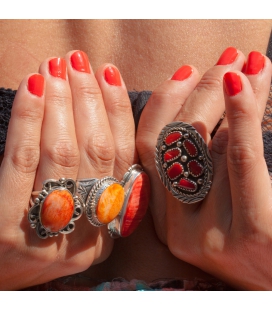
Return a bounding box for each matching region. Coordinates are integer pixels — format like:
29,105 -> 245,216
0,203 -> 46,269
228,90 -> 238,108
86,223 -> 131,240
28,165 -> 151,239
155,121 -> 213,204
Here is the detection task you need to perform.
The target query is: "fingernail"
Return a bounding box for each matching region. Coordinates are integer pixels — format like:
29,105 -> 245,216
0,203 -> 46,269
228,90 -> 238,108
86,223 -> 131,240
243,51 -> 265,75
171,65 -> 193,81
70,51 -> 90,73
49,58 -> 67,80
223,72 -> 242,96
104,66 -> 121,86
28,74 -> 44,97
216,47 -> 238,65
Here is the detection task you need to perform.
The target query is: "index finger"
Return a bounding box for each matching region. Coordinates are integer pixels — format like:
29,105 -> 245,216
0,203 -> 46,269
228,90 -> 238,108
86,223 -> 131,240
0,74 -> 44,225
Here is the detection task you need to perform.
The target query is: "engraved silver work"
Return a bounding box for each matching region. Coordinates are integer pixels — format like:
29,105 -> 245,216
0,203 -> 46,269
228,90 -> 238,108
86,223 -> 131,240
28,178 -> 83,239
155,121 -> 213,204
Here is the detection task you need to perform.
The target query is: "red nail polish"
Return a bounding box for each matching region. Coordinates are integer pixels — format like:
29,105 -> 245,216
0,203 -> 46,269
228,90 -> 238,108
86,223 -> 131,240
223,72 -> 242,96
244,51 -> 264,75
104,66 -> 121,86
171,65 -> 193,81
216,47 -> 238,65
70,51 -> 90,73
49,58 -> 67,80
28,74 -> 44,97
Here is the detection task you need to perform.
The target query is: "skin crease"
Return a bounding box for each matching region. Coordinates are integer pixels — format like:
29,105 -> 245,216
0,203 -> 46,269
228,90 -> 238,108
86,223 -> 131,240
0,20 -> 271,286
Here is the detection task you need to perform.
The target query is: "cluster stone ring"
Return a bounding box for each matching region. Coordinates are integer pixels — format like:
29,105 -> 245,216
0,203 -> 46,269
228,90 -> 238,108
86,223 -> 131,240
108,164 -> 151,238
155,121 -> 213,204
85,176 -> 125,227
28,178 -> 84,239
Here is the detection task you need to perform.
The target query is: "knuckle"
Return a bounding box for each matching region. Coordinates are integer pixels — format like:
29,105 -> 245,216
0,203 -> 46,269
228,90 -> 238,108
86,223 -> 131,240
16,105 -> 43,123
9,144 -> 40,174
196,72 -> 222,93
77,83 -> 103,103
151,87 -> 183,109
228,144 -> 258,176
47,140 -> 80,169
107,97 -> 132,116
45,92 -> 72,108
212,129 -> 229,156
86,135 -> 115,170
200,228 -> 226,263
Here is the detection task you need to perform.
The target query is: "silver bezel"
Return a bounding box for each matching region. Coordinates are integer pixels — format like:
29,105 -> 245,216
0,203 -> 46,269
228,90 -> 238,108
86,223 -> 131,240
85,176 -> 121,227
28,178 -> 83,239
108,164 -> 144,238
155,121 -> 213,204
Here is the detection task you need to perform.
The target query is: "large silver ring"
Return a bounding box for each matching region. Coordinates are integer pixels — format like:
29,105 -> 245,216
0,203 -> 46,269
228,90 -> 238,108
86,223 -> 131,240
85,177 -> 125,227
108,164 -> 150,238
155,121 -> 213,204
28,178 -> 84,239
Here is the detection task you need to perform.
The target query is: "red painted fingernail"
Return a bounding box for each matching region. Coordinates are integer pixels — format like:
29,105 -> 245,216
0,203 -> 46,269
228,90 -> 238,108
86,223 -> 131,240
104,66 -> 121,86
70,51 -> 90,73
243,51 -> 265,75
223,72 -> 242,96
171,65 -> 193,81
49,58 -> 67,80
28,74 -> 44,97
216,47 -> 238,65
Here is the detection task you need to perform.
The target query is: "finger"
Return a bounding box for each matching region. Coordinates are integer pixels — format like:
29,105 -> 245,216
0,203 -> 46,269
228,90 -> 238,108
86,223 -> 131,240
167,48 -> 246,235
65,50 -> 114,179
224,69 -> 272,231
137,65 -> 200,168
34,57 -> 79,189
65,51 -> 115,262
0,74 -> 44,224
136,65 -> 200,242
95,64 -> 136,179
175,47 -> 245,142
243,51 -> 271,120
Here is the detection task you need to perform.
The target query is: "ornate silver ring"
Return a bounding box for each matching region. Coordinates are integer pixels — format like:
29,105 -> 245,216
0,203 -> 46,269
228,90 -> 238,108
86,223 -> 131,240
155,121 -> 213,204
28,178 -> 84,239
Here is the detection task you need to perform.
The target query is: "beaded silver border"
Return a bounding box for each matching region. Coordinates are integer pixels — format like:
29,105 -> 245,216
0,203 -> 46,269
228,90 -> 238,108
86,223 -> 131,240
85,176 -> 122,227
155,121 -> 213,204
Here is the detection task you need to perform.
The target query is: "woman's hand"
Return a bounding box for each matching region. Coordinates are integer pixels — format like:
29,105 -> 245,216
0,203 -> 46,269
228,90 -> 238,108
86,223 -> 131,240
0,51 -> 137,290
137,47 -> 272,290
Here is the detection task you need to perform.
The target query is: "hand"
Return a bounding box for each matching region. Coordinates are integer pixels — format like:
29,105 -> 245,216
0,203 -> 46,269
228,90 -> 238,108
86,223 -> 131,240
137,47 -> 272,290
0,51 -> 136,289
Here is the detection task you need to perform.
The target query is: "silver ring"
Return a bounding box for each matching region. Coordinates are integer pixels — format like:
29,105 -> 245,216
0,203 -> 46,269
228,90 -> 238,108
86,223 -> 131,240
155,121 -> 213,204
108,164 -> 150,238
85,177 -> 125,227
76,178 -> 98,204
28,178 -> 84,239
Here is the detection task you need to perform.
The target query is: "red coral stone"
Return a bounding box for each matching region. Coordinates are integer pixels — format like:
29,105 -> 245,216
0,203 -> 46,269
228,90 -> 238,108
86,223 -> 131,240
183,140 -> 198,157
121,173 -> 151,237
165,132 -> 182,145
164,148 -> 181,162
177,178 -> 197,191
41,189 -> 74,232
167,163 -> 183,179
188,160 -> 203,177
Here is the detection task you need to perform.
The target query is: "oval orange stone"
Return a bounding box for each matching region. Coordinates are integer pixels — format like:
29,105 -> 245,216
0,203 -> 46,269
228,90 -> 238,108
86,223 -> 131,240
96,183 -> 125,224
121,173 -> 150,237
41,189 -> 74,232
